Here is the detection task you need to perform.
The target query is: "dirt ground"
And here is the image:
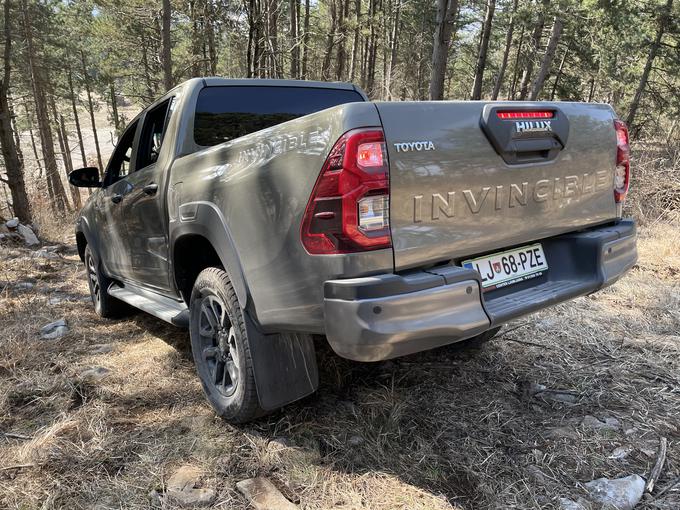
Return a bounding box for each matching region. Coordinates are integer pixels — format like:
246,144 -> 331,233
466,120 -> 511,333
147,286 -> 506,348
1,139 -> 679,509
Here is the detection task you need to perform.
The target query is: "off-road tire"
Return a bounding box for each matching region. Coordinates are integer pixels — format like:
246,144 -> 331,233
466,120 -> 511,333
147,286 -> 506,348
84,245 -> 129,318
189,267 -> 264,423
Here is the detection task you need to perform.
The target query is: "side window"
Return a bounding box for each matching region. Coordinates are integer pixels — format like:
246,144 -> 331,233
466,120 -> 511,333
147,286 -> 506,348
104,120 -> 138,186
137,98 -> 173,171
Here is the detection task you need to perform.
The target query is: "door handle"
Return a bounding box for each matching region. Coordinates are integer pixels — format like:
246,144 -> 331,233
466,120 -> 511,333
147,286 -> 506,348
143,183 -> 159,195
111,194 -> 123,204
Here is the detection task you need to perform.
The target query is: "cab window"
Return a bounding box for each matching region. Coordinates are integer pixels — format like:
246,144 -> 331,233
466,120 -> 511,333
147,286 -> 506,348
104,120 -> 138,186
137,98 -> 174,170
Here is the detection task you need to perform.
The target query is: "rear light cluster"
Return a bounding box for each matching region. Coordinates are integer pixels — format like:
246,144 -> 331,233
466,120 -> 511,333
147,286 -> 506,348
496,110 -> 554,120
614,119 -> 630,203
301,128 -> 391,254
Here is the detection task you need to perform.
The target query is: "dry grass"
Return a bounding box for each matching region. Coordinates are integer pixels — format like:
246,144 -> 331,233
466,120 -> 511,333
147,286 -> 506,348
1,142 -> 679,509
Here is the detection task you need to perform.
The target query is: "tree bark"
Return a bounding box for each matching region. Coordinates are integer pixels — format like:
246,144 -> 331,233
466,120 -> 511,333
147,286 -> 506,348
22,0 -> 68,214
550,44 -> 569,100
470,0 -> 496,100
60,114 -> 81,209
626,0 -> 673,126
290,0 -> 299,78
67,70 -> 87,167
161,0 -> 173,90
384,0 -> 401,99
491,0 -> 518,100
322,0 -> 338,80
518,0 -> 548,100
81,51 -> 104,176
301,0 -> 310,78
24,102 -> 42,177
429,0 -> 459,100
509,25 -> 524,99
348,0 -> 361,81
0,0 -> 31,222
529,15 -> 563,100
109,81 -> 121,133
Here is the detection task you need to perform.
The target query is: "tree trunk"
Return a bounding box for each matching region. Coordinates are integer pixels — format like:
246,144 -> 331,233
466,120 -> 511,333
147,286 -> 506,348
348,0 -> 361,81
491,0 -> 518,100
205,0 -> 217,74
384,0 -> 401,99
24,102 -> 42,177
68,70 -> 87,167
290,0 -> 299,78
22,0 -> 68,214
626,0 -> 673,127
509,25 -> 524,99
161,0 -> 173,90
81,51 -> 104,176
109,81 -> 121,133
529,15 -> 563,100
60,114 -> 81,209
322,0 -> 338,80
518,0 -> 548,100
0,1 -> 31,222
429,0 -> 459,100
550,44 -> 569,100
470,0 -> 496,100
301,0 -> 310,78
335,0 -> 350,81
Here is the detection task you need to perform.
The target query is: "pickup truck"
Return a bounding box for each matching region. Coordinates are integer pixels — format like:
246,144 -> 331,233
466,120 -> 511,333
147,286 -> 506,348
69,78 -> 637,423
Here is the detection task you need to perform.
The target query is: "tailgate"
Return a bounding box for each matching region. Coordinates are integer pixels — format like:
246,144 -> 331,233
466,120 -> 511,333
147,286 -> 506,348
377,101 -> 619,270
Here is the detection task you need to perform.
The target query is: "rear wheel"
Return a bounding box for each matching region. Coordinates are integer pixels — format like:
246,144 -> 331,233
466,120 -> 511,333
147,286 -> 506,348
189,267 -> 264,423
84,245 -> 128,318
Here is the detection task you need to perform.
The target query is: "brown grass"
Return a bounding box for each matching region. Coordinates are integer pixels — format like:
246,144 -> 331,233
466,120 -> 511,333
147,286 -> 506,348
1,142 -> 679,509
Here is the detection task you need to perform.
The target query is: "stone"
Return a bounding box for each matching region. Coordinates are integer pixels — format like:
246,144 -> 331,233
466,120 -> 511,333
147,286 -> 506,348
584,474 -> 645,510
80,367 -> 110,381
31,249 -> 59,260
90,344 -> 114,354
581,415 -> 621,432
17,224 -> 39,246
347,435 -> 364,446
40,319 -> 68,339
6,217 -> 19,228
559,498 -> 591,510
167,465 -> 203,492
166,488 -> 216,507
609,445 -> 634,460
14,282 -> 35,291
236,477 -> 298,510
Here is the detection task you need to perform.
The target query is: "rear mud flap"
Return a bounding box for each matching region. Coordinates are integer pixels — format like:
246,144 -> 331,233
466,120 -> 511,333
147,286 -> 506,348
244,312 -> 319,411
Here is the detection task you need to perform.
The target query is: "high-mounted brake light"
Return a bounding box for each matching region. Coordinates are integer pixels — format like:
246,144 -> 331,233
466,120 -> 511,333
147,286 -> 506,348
496,111 -> 554,120
301,128 -> 391,254
614,119 -> 630,204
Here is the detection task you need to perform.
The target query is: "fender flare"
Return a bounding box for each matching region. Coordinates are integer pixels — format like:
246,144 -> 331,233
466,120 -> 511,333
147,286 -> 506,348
75,215 -> 99,262
171,201 -> 250,309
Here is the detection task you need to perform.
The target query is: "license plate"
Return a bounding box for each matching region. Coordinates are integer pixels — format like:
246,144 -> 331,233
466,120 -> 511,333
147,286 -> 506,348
462,243 -> 548,290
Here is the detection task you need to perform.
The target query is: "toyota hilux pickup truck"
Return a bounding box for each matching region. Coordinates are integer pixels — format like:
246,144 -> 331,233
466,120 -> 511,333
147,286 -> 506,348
69,78 -> 637,423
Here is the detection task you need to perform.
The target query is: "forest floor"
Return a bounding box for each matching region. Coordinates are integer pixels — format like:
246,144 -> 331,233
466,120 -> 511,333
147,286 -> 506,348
1,140 -> 680,509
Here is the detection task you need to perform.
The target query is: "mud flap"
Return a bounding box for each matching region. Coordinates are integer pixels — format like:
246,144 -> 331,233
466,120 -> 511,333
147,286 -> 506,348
243,312 -> 319,411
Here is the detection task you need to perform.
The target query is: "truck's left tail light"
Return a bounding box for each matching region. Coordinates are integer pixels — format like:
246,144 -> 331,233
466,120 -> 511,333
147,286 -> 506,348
614,119 -> 630,203
301,128 -> 391,254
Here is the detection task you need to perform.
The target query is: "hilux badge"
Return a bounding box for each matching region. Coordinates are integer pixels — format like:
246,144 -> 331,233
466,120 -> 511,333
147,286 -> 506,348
515,120 -> 552,134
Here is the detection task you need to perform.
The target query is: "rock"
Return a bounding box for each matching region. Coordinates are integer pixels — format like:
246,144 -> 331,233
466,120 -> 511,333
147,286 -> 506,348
584,474 -> 645,510
236,477 -> 298,510
609,445 -> 634,460
6,217 -> 19,228
90,343 -> 113,354
17,224 -> 39,246
527,464 -> 548,484
559,497 -> 591,510
14,281 -> 35,291
148,489 -> 162,506
166,488 -> 216,507
546,426 -> 579,440
0,224 -> 8,234
80,367 -> 110,381
31,249 -> 59,260
167,465 -> 203,492
165,465 -> 215,508
347,435 -> 364,446
581,415 -> 621,432
40,319 -> 68,339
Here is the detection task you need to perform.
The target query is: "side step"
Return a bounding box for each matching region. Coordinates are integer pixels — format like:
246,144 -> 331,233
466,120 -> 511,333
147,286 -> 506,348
108,283 -> 189,327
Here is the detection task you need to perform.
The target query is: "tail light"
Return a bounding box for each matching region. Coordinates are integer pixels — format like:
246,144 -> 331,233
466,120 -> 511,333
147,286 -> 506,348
301,128 -> 391,254
614,119 -> 630,203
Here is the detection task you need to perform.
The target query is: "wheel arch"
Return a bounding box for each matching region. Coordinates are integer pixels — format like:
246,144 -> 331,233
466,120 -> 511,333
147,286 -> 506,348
171,202 -> 250,311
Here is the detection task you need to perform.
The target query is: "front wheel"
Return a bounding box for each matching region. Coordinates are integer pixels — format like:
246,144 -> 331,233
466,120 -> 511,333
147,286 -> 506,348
84,245 -> 128,318
189,267 -> 264,423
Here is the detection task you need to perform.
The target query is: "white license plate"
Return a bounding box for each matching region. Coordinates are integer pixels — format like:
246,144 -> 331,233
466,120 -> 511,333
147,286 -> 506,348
462,243 -> 548,290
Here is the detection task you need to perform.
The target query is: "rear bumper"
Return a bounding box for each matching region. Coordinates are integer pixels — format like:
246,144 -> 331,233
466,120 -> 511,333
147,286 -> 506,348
323,219 -> 637,361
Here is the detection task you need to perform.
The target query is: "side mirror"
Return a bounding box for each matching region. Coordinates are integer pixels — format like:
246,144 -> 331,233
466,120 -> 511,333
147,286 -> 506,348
69,167 -> 101,188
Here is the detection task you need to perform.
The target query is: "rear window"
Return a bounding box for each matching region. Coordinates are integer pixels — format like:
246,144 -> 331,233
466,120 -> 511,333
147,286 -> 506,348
194,86 -> 365,147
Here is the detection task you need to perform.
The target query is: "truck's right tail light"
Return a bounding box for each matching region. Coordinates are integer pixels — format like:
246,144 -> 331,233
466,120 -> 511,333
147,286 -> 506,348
301,128 -> 391,254
614,120 -> 630,203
